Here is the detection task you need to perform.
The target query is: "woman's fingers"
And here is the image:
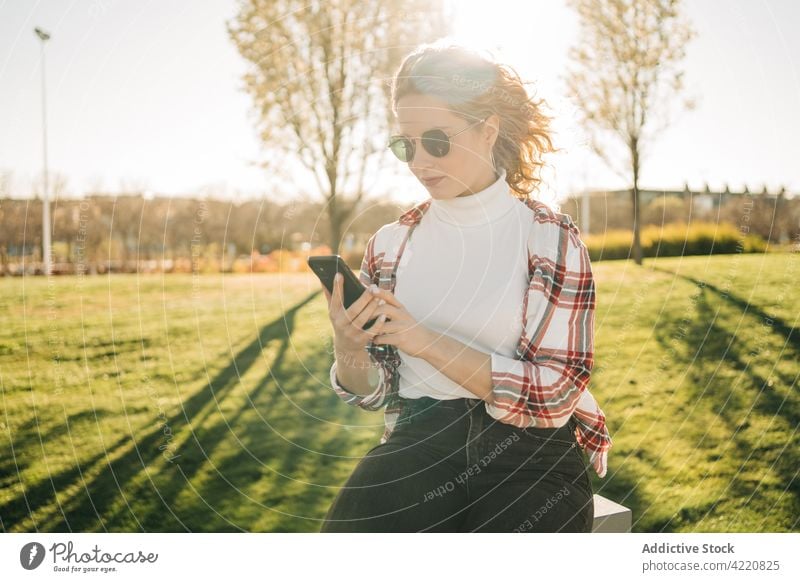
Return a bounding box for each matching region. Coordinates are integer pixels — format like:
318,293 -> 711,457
328,278 -> 399,344
371,317 -> 394,335
340,280 -> 375,324
372,303 -> 403,321
350,296 -> 377,329
331,276 -> 351,333
352,296 -> 384,333
331,273 -> 343,311
333,274 -> 355,315
369,286 -> 402,307
365,312 -> 389,338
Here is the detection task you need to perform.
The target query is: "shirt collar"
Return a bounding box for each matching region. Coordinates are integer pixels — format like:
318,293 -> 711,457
398,168 -> 520,227
429,168 -> 517,226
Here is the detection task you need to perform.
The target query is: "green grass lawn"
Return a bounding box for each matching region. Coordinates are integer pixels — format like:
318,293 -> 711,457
1,252 -> 797,532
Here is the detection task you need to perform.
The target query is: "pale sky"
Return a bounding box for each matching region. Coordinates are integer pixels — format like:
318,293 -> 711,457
1,0 -> 798,206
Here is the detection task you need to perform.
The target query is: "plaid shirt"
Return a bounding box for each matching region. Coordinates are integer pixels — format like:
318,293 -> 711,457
329,196 -> 613,478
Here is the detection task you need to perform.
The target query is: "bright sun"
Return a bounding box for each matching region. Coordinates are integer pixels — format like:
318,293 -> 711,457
446,0 -> 572,67
444,0 -> 583,204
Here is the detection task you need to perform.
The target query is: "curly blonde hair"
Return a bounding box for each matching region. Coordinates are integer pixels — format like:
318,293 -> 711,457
390,40 -> 561,201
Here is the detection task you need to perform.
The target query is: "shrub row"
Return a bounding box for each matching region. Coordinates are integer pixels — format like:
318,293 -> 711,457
583,221 -> 768,261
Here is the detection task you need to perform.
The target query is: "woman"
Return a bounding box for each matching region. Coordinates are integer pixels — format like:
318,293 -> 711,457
319,42 -> 612,532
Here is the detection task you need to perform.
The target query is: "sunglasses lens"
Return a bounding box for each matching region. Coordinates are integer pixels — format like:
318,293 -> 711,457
421,129 -> 450,157
388,137 -> 413,162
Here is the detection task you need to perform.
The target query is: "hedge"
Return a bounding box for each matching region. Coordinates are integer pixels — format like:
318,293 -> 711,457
583,221 -> 768,261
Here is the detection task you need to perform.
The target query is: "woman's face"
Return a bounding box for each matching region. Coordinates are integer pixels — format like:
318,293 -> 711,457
394,93 -> 498,199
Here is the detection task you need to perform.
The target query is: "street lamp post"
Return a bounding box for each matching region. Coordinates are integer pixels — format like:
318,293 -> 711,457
34,26 -> 51,276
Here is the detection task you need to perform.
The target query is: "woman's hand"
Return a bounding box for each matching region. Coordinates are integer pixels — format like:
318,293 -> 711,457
321,273 -> 389,353
367,287 -> 433,358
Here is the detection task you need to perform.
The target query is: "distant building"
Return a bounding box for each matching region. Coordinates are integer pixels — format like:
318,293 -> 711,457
562,183 -> 794,235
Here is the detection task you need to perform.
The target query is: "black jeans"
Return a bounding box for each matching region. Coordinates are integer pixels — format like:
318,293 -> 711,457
321,396 -> 594,532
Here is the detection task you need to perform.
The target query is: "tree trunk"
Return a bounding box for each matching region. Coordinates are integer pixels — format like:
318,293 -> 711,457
329,195 -> 343,256
631,138 -> 643,265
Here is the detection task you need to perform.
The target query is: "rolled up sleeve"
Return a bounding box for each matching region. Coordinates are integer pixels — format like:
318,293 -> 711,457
485,216 -> 595,429
329,357 -> 388,410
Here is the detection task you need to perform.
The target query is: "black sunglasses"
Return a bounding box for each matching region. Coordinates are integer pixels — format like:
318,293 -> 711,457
387,116 -> 488,163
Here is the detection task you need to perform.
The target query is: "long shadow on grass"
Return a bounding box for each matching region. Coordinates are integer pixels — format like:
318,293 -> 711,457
0,291 -> 333,532
656,269 -> 800,428
648,274 -> 799,531
124,294 -> 372,532
663,271 -> 800,354
189,342 -> 374,532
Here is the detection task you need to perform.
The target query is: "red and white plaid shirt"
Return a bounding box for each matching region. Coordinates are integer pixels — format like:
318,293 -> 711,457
329,196 -> 613,478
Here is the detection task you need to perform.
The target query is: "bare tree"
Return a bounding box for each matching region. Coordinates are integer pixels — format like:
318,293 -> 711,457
565,0 -> 696,265
227,0 -> 450,253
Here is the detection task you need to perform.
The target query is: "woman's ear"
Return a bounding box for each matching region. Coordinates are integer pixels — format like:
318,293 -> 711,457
484,113 -> 500,148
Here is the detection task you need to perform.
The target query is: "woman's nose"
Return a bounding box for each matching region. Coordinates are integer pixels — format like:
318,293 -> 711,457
409,150 -> 437,172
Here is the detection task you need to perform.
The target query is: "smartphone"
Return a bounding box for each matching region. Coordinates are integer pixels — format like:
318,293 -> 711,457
307,255 -> 379,330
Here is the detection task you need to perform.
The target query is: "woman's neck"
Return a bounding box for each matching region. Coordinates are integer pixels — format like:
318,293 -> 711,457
455,168 -> 500,198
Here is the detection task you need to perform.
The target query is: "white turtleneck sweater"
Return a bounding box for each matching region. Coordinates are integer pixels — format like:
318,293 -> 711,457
393,168 -> 532,399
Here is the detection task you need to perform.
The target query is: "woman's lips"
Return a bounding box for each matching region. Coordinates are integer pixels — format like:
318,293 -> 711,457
422,176 -> 444,187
